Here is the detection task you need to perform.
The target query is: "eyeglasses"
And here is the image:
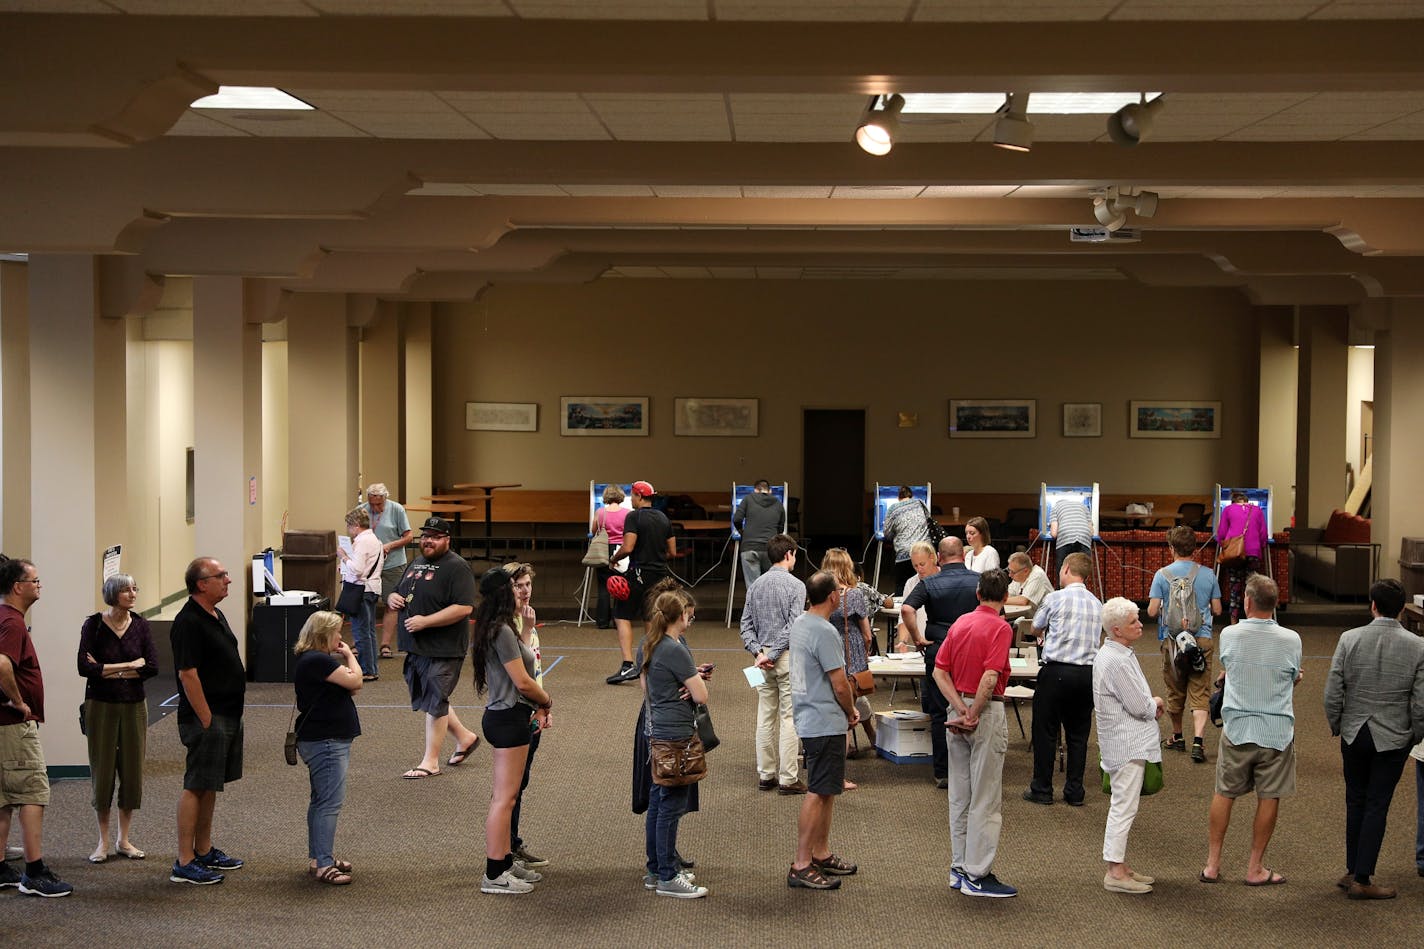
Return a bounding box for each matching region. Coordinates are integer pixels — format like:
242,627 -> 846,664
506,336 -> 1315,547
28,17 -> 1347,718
198,571 -> 229,582
16,577 -> 39,585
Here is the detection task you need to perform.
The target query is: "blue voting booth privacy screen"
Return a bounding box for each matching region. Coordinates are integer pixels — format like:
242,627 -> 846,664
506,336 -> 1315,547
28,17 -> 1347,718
1214,484 -> 1273,538
588,482 -> 633,537
730,483 -> 788,540
873,483 -> 930,540
1039,483 -> 1100,538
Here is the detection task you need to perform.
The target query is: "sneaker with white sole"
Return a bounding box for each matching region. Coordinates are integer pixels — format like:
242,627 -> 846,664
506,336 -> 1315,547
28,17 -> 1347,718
481,871 -> 534,895
655,874 -> 708,899
0,862 -> 20,889
509,860 -> 543,884
18,866 -> 73,898
961,872 -> 1018,898
170,859 -> 224,885
513,844 -> 548,869
644,869 -> 696,890
949,866 -> 966,890
4,845 -> 22,862
196,847 -> 243,871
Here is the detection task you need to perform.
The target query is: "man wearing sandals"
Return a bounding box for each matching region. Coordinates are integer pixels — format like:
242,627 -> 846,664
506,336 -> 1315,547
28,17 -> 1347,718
786,571 -> 860,890
361,483 -> 413,661
388,517 -> 481,779
1200,574 -> 1300,888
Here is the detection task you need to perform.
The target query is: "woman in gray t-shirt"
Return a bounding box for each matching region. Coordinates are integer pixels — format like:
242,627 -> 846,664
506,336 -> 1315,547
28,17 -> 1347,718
470,569 -> 551,896
640,588 -> 710,899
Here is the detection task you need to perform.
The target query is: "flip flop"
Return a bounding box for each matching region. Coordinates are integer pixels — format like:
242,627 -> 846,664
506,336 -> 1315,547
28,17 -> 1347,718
379,646 -> 394,659
448,737 -> 480,767
1244,869 -> 1287,886
1198,870 -> 1219,883
402,766 -> 441,779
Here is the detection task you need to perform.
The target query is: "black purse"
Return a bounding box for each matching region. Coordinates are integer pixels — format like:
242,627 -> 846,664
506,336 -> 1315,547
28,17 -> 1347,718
283,698 -> 300,766
694,703 -> 719,752
336,548 -> 381,616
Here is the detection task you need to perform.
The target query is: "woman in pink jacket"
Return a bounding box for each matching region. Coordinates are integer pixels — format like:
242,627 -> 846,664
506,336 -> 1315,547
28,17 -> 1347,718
1215,491 -> 1270,623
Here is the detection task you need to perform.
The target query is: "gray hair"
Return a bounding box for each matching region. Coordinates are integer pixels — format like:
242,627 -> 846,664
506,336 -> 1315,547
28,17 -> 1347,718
366,483 -> 389,498
1101,597 -> 1139,637
345,507 -> 371,528
1008,551 -> 1032,570
103,572 -> 137,607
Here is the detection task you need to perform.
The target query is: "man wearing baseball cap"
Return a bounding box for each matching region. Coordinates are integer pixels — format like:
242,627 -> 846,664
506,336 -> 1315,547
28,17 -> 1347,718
386,517 -> 481,778
606,482 -> 677,685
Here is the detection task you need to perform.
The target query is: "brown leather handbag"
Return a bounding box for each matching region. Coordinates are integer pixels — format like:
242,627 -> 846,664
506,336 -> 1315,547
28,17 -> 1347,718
650,734 -> 707,787
843,601 -> 876,698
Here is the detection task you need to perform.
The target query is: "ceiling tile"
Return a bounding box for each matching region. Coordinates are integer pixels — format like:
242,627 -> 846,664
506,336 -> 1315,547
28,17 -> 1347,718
1110,0 -> 1322,19
330,111 -> 490,138
584,93 -> 729,141
510,0 -> 707,18
709,266 -> 758,278
896,119 -> 986,143
651,186 -> 746,197
167,111 -> 251,136
307,0 -> 509,13
714,0 -> 912,20
742,186 -> 833,198
831,186 -> 925,198
915,1 -> 1114,20
467,184 -> 569,196
1009,185 -> 1093,197
920,185 -> 1022,197
290,90 -> 457,113
755,267 -> 804,278
408,183 -> 480,195
610,266 -> 667,277
559,185 -> 657,196
204,111 -> 368,137
1308,0 -> 1424,16
112,0 -> 315,12
658,266 -> 715,277
0,0 -> 116,10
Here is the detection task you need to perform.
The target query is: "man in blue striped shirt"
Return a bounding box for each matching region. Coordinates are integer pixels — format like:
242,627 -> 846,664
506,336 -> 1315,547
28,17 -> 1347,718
1200,575 -> 1300,886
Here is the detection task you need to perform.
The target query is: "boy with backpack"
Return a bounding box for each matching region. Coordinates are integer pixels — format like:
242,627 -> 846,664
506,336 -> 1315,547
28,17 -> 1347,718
1147,526 -> 1223,763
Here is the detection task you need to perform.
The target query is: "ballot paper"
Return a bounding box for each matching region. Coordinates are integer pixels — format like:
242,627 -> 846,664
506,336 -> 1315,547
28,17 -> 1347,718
743,665 -> 766,687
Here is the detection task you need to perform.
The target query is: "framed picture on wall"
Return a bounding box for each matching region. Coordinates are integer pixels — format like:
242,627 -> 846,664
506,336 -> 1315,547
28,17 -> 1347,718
1128,400 -> 1222,438
673,397 -> 759,437
559,396 -> 650,436
949,399 -> 1036,438
1062,402 -> 1102,438
465,402 -> 538,432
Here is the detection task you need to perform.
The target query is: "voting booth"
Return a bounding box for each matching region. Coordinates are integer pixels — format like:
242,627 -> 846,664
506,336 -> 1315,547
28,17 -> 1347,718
1039,483 -> 1103,596
871,482 -> 932,590
1214,484 -> 1275,579
577,481 -> 634,626
724,481 -> 789,627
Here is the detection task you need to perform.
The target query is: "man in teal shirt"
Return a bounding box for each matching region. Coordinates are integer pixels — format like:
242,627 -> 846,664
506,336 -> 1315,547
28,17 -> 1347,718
362,482 -> 412,657
1199,575 -> 1300,885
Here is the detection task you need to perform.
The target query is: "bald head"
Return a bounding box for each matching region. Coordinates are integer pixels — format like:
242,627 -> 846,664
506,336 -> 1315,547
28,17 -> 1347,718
938,537 -> 964,564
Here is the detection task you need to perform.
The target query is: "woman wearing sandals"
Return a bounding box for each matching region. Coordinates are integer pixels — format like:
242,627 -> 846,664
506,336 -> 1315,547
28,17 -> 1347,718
292,611 -> 363,885
77,573 -> 159,864
472,569 -> 552,895
640,587 -> 711,899
821,549 -> 876,788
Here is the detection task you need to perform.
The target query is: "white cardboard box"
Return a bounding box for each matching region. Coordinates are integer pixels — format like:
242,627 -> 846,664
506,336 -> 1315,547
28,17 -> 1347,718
874,710 -> 932,759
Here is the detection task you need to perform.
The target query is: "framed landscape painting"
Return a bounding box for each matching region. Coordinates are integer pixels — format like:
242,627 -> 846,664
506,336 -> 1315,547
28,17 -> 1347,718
1128,400 -> 1222,438
1062,402 -> 1102,438
560,396 -> 649,436
949,399 -> 1036,438
465,402 -> 537,432
674,397 -> 758,437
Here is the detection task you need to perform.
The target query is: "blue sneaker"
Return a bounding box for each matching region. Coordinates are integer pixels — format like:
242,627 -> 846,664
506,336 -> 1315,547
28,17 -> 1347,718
949,866 -> 966,890
196,847 -> 243,871
18,866 -> 73,898
170,859 -> 225,885
961,871 -> 1017,898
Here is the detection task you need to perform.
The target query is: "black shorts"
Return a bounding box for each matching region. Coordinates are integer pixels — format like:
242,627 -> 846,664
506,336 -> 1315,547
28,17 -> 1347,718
404,654 -> 463,716
178,714 -> 243,792
482,705 -> 534,749
802,734 -> 846,797
613,569 -> 668,623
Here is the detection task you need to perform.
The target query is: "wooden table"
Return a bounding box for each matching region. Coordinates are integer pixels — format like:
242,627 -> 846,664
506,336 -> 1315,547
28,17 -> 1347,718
451,482 -> 523,560
404,502 -> 478,535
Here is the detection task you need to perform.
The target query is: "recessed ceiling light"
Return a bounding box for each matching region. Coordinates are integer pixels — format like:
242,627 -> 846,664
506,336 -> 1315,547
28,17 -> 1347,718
901,92 -> 1160,115
191,86 -> 314,110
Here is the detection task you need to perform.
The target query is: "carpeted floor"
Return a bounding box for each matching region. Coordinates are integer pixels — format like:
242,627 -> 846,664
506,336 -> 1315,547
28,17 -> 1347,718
10,621 -> 1424,947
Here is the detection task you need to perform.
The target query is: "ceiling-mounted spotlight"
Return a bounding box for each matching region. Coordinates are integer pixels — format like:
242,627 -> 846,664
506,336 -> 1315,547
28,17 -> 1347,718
992,92 -> 1033,151
1118,188 -> 1159,218
1107,94 -> 1166,147
855,94 -> 905,156
1091,185 -> 1160,232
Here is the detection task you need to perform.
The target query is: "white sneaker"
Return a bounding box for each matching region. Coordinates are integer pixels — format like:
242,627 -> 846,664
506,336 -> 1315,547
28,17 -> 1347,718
655,874 -> 708,899
509,860 -> 543,884
481,871 -> 535,895
643,869 -> 696,890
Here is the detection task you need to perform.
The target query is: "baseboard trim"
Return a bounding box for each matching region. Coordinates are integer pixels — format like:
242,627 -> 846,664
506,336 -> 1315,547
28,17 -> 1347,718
47,765 -> 90,781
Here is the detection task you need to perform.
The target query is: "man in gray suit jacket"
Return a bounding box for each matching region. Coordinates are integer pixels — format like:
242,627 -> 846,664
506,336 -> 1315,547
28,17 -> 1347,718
1324,578 -> 1424,900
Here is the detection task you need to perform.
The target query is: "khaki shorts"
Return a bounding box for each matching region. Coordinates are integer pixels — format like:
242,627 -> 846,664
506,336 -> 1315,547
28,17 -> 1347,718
1216,733 -> 1296,799
0,720 -> 51,807
1161,635 -> 1214,714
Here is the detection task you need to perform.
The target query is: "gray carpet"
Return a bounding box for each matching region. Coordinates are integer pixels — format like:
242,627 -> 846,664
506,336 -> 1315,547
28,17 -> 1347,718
9,621 -> 1424,947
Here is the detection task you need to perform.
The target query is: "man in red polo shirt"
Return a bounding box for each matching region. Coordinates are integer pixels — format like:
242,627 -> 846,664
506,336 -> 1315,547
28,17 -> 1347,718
931,568 -> 1016,899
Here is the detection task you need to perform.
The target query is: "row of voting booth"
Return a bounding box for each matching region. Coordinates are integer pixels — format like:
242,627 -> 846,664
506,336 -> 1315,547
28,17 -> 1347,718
577,479 -> 1275,626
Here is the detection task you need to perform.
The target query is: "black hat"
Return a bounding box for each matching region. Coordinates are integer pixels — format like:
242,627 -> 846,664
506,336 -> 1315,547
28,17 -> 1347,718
479,567 -> 510,596
420,516 -> 453,536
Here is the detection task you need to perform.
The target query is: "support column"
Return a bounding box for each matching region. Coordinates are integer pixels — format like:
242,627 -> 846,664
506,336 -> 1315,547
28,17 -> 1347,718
1373,300 -> 1424,582
287,293 -> 360,530
360,300 -> 403,498
404,302 -> 432,502
0,261 -> 31,553
1256,306 -> 1296,534
193,277 -> 263,647
26,255 -> 102,769
1295,306 -> 1348,529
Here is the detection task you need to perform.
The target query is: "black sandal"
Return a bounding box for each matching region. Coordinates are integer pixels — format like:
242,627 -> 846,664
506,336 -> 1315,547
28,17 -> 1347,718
313,864 -> 352,885
787,864 -> 840,889
379,646 -> 394,659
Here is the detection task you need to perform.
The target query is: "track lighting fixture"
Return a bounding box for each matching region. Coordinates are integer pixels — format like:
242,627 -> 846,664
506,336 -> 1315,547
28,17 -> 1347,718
992,92 -> 1033,151
1091,186 -> 1160,232
855,94 -> 905,156
1107,94 -> 1166,147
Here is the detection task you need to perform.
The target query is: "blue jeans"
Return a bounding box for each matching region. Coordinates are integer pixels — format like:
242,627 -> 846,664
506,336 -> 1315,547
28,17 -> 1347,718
352,593 -> 378,677
644,782 -> 691,881
299,738 -> 352,868
739,549 -> 770,589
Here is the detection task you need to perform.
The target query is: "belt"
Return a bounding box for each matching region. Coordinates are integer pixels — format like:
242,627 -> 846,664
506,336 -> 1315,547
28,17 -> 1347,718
1042,659 -> 1092,667
959,692 -> 1005,703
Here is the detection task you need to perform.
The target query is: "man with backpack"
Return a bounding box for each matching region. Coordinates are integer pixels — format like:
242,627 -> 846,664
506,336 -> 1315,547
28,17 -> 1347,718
1147,526 -> 1223,763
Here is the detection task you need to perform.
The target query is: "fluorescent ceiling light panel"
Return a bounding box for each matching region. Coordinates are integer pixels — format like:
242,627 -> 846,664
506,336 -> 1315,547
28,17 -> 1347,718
191,87 -> 314,110
901,92 -> 1159,115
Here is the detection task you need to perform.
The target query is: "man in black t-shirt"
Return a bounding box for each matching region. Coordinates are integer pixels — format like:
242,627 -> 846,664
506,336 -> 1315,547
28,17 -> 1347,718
606,480 -> 678,684
386,517 -> 481,779
170,557 -> 246,886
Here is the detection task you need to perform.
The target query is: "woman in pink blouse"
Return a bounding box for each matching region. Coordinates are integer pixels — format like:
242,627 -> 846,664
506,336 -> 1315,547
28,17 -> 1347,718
1215,492 -> 1270,624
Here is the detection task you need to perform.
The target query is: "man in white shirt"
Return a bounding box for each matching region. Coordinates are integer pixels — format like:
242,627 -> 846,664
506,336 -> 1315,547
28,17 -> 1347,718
1004,551 -> 1053,645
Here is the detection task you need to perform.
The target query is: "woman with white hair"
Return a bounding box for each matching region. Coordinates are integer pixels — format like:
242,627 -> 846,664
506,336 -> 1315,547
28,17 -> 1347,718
76,573 -> 159,863
1092,596 -> 1164,894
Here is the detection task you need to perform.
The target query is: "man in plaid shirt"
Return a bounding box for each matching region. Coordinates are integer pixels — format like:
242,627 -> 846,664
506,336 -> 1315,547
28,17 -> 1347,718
1024,552 -> 1103,806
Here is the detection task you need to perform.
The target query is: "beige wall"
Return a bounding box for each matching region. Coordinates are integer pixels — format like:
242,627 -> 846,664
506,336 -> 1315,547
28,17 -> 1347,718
262,338 -> 290,554
1345,344 -> 1374,481
431,279 -> 1261,495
